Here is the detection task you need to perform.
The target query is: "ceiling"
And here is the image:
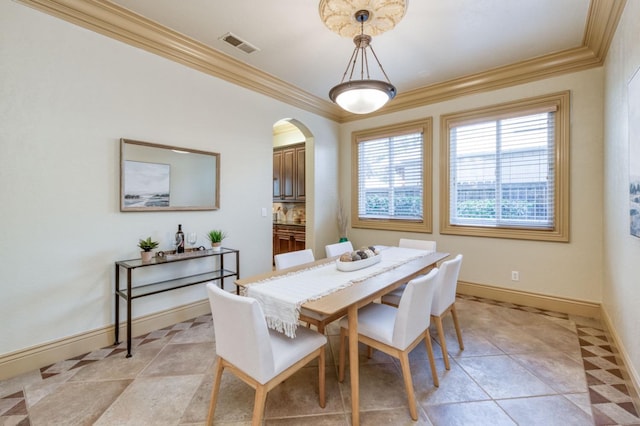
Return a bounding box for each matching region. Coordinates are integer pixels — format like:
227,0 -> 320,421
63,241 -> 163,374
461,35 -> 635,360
109,0 -> 589,98
19,0 -> 625,121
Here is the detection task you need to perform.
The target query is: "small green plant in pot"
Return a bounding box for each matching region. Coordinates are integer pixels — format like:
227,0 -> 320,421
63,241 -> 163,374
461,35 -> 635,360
206,230 -> 227,251
137,237 -> 159,261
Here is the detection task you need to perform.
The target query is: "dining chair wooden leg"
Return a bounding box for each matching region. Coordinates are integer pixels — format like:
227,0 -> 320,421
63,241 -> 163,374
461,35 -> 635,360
347,305 -> 361,426
319,346 -> 326,408
433,315 -> 451,370
451,304 -> 464,350
398,351 -> 418,421
338,328 -> 347,382
252,385 -> 268,426
367,346 -> 373,358
424,329 -> 439,387
206,357 -> 225,425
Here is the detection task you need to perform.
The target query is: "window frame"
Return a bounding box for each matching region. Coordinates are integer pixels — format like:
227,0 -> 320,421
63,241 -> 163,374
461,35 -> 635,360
351,118 -> 433,233
440,91 -> 570,242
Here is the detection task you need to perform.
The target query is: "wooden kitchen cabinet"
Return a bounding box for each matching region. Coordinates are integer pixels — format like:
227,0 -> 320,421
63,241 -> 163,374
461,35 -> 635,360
273,149 -> 283,200
273,224 -> 306,258
273,143 -> 305,202
295,145 -> 305,200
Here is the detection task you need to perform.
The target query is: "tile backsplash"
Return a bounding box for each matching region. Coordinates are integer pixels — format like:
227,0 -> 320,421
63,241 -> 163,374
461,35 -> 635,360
273,202 -> 305,223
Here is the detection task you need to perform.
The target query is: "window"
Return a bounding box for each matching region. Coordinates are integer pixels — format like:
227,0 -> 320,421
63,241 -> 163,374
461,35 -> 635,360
440,92 -> 569,241
352,119 -> 432,233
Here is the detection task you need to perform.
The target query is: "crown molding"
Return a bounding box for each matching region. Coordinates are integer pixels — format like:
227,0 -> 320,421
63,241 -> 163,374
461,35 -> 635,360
343,0 -> 626,122
583,0 -> 627,61
16,0 -> 625,123
344,46 -> 600,122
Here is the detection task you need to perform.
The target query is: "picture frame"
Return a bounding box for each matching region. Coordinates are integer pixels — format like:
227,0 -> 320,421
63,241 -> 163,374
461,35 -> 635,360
629,68 -> 640,237
120,138 -> 220,212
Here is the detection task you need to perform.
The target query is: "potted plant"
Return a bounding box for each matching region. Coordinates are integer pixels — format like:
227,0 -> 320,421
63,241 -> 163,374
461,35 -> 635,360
206,229 -> 227,251
138,237 -> 159,262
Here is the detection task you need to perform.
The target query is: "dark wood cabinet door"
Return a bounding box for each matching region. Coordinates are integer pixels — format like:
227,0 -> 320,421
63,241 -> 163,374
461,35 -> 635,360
273,150 -> 283,199
273,143 -> 305,202
295,146 -> 305,200
292,230 -> 306,252
282,148 -> 295,200
275,230 -> 293,254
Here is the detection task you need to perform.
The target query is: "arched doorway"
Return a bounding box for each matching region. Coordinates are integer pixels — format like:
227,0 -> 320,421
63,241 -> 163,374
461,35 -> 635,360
272,118 -> 315,263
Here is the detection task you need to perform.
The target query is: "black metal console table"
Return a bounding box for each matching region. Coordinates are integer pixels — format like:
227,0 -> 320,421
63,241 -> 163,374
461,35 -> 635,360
114,247 -> 239,357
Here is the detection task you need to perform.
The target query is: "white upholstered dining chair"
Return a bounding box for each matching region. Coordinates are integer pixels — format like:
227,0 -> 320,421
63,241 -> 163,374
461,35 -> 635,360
381,238 -> 436,306
337,269 -> 440,421
398,238 -> 437,252
430,254 -> 464,370
274,248 -> 315,270
325,241 -> 354,258
206,283 -> 327,426
382,253 -> 464,370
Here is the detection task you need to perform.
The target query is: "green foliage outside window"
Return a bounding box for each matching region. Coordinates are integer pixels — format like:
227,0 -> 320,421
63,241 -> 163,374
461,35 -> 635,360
365,194 -> 389,214
394,195 -> 422,217
365,193 -> 423,217
456,199 -> 538,219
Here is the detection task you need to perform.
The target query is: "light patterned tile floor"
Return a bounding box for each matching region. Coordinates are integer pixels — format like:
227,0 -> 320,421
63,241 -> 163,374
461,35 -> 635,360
1,295 -> 639,425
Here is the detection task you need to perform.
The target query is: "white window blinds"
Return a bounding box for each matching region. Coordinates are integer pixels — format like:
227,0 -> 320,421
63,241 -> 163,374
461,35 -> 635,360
357,130 -> 424,220
449,110 -> 556,229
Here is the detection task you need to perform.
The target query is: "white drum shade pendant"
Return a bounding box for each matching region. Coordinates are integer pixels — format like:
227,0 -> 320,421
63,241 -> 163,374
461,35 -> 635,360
320,1 -> 407,114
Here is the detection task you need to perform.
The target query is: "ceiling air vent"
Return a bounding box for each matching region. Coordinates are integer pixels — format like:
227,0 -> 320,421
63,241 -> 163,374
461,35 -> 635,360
219,32 -> 260,54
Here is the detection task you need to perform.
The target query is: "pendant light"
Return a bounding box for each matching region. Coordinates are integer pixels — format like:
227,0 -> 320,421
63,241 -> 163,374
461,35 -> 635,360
328,10 -> 396,114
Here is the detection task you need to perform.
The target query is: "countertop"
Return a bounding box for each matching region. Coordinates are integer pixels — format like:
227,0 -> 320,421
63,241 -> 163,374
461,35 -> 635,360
273,221 -> 306,227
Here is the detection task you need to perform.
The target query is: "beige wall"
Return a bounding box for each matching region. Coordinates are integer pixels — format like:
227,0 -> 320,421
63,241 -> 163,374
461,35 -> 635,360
340,68 -> 605,304
602,0 -> 640,392
0,1 -> 339,357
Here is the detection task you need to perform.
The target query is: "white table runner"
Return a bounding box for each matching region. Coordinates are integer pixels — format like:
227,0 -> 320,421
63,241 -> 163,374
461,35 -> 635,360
244,246 -> 431,337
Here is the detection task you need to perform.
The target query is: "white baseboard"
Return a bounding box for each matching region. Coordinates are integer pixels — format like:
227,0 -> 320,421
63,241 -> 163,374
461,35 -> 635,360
0,300 -> 211,381
599,306 -> 640,409
457,280 -> 601,318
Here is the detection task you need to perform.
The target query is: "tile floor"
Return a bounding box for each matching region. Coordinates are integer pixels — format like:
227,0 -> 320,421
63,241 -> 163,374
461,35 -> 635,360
1,295 -> 639,425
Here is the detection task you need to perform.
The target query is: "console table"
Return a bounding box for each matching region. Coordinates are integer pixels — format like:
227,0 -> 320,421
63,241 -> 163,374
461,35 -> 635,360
114,247 -> 239,357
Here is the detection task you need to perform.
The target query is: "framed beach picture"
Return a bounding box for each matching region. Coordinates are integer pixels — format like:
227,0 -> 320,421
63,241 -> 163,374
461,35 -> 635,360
123,161 -> 171,208
629,67 -> 640,238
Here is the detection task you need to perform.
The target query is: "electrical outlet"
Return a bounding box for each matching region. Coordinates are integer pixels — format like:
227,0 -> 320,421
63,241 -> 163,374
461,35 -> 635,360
511,271 -> 520,281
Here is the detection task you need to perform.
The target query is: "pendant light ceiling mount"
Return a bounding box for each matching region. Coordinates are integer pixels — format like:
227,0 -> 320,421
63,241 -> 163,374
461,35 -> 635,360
320,1 -> 406,115
319,0 -> 407,38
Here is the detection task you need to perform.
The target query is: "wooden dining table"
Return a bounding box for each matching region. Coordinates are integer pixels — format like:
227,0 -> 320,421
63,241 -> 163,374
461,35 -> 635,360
235,249 -> 449,426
